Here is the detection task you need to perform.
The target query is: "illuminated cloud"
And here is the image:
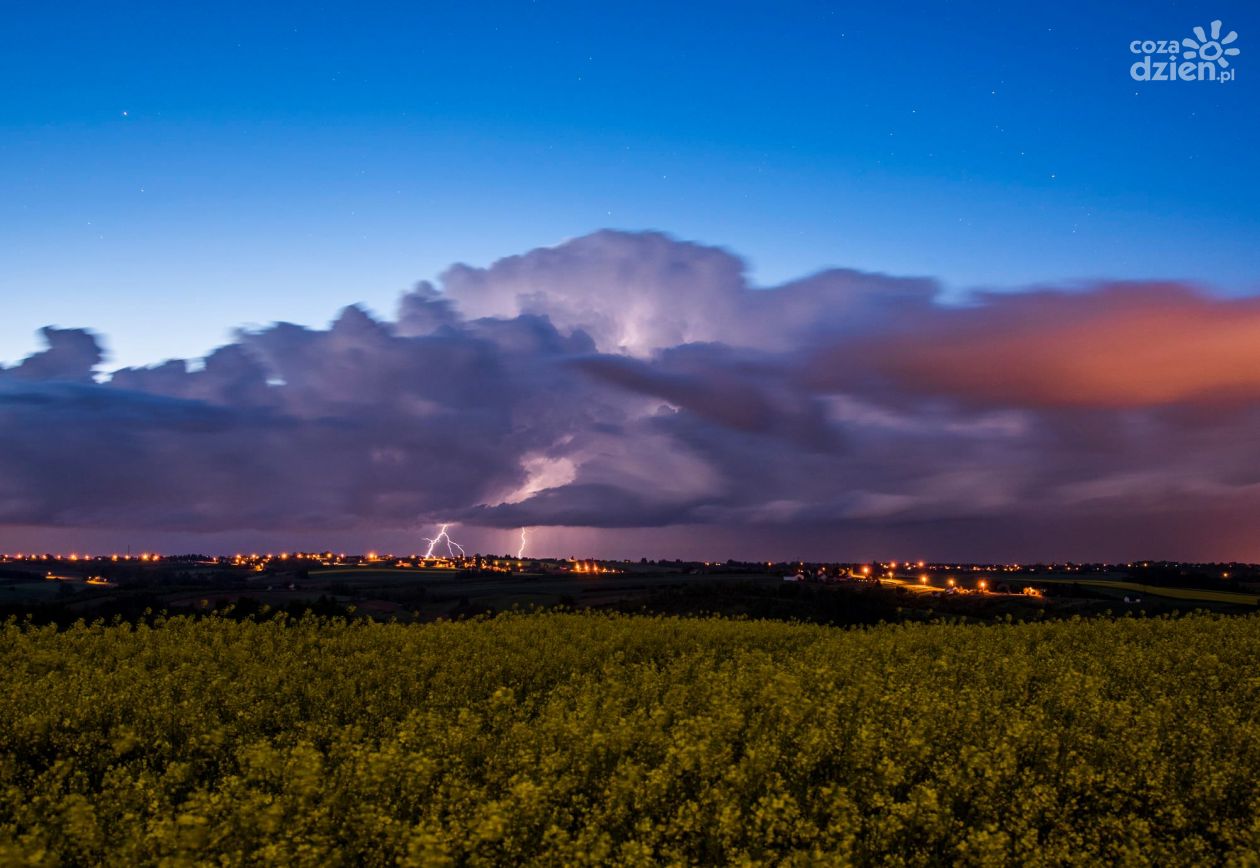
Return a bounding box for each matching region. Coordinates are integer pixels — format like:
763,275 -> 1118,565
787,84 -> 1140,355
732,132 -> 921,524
817,282 -> 1260,408
2,230 -> 1259,559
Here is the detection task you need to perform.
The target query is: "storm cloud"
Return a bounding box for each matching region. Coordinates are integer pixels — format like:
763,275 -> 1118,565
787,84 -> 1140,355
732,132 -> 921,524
4,230 -> 1260,560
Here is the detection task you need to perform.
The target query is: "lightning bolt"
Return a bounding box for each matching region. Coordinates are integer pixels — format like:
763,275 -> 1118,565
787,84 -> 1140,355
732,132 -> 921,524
422,523 -> 466,558
516,528 -> 528,559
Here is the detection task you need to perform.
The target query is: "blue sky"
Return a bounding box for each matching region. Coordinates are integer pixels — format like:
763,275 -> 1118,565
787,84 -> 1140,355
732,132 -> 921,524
2,0 -> 1257,369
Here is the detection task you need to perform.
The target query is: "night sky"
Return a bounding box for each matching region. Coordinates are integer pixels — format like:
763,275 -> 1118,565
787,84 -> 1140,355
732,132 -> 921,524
1,1 -> 1257,560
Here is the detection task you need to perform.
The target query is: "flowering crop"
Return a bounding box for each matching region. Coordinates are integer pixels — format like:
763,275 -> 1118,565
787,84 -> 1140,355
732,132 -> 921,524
1,611 -> 1259,864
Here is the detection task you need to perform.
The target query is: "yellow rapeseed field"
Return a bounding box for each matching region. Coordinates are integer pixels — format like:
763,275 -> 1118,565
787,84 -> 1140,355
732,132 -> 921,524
2,611 -> 1259,865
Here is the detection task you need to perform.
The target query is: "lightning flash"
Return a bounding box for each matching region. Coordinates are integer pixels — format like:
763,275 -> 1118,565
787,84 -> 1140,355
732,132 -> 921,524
422,523 -> 466,558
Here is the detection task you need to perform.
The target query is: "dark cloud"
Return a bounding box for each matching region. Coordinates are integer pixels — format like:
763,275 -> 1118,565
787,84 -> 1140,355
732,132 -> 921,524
2,327 -> 103,383
3,230 -> 1259,559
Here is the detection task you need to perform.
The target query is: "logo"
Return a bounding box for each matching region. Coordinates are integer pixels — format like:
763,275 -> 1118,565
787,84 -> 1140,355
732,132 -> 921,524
1130,19 -> 1240,82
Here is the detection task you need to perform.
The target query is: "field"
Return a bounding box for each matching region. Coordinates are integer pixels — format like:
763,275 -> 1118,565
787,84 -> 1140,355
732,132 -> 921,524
3,612 -> 1260,864
1019,576 -> 1260,606
7,557 -> 1256,632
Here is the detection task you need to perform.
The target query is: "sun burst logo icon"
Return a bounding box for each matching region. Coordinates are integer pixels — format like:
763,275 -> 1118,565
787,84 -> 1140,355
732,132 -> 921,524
1183,20 -> 1240,68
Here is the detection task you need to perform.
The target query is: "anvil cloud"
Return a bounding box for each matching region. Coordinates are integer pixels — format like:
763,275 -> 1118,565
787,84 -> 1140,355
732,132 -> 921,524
3,230 -> 1259,560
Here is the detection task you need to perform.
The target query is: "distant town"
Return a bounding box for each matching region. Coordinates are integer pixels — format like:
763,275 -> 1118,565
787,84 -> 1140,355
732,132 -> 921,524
4,550 -> 1258,626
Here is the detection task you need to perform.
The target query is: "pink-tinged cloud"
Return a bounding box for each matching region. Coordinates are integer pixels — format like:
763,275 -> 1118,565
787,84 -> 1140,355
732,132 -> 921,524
825,283 -> 1260,408
2,230 -> 1259,560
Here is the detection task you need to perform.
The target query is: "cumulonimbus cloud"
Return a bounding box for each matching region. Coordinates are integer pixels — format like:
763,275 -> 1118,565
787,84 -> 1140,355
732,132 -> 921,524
813,282 -> 1260,408
3,230 -> 1259,558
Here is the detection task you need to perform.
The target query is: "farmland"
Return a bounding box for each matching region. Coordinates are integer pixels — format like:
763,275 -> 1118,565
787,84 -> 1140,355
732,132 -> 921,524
4,554 -> 1257,630
2,611 -> 1260,864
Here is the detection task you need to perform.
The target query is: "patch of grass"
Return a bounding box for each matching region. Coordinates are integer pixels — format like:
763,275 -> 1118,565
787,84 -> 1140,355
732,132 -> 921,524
1030,576 -> 1260,605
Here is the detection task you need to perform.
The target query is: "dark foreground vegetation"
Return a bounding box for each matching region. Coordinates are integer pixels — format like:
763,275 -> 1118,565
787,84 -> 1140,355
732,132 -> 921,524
2,611 -> 1259,864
